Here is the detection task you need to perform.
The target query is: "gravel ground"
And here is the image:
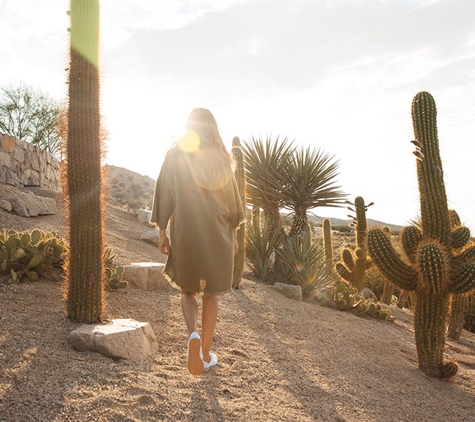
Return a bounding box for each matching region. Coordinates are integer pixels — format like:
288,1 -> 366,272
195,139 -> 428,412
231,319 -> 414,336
1,185 -> 475,421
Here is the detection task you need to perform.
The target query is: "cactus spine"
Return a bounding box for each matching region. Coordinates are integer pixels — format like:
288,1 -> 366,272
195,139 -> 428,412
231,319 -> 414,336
335,197 -> 373,291
232,136 -> 246,289
368,92 -> 475,378
65,0 -> 105,323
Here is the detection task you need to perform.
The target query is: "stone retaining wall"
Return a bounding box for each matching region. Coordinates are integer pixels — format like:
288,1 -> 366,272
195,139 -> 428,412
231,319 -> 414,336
0,133 -> 61,190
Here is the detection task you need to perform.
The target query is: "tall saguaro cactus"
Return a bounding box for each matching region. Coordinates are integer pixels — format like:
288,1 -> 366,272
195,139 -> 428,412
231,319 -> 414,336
64,0 -> 105,323
335,197 -> 373,291
232,136 -> 246,289
322,218 -> 333,274
368,91 -> 475,378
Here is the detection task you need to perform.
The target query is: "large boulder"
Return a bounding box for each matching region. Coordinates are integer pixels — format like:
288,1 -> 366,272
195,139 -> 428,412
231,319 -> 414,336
7,190 -> 56,217
140,230 -> 159,246
273,282 -> 303,301
68,318 -> 158,360
124,262 -> 168,291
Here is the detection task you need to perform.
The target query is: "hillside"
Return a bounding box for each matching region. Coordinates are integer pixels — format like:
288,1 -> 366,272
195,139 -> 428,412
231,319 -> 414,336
1,182 -> 475,421
104,164 -> 404,231
104,164 -> 156,211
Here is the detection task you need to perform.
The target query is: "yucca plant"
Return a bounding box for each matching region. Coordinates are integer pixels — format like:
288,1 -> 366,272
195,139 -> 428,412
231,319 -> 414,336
279,147 -> 346,237
242,135 -> 295,239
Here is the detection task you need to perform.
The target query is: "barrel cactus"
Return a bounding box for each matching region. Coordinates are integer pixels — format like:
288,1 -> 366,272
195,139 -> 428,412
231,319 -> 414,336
335,197 -> 373,291
367,91 -> 475,378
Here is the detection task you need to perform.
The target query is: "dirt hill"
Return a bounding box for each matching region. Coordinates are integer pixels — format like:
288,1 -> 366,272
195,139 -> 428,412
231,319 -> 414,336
1,182 -> 475,421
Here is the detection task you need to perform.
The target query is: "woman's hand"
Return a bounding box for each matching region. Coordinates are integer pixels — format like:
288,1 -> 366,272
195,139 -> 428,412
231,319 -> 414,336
159,229 -> 171,255
234,228 -> 238,255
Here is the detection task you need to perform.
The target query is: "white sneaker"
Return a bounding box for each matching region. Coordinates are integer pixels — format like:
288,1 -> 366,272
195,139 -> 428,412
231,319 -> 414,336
203,352 -> 218,370
187,332 -> 204,376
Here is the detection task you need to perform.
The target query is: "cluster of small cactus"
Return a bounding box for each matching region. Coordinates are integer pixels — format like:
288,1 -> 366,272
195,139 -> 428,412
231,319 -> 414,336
103,246 -> 127,291
368,91 -> 475,378
0,229 -> 66,283
335,197 -> 373,290
314,281 -> 392,320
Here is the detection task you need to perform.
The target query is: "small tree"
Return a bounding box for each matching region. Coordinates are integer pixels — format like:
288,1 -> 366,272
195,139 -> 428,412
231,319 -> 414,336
0,83 -> 65,157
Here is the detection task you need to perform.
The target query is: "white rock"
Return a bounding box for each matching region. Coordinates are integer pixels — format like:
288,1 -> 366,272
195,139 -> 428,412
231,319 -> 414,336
68,318 -> 158,360
124,262 -> 168,291
7,191 -> 56,217
140,230 -> 159,246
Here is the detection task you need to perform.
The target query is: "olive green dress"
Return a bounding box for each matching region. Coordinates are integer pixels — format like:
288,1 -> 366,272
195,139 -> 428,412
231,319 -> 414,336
151,146 -> 244,294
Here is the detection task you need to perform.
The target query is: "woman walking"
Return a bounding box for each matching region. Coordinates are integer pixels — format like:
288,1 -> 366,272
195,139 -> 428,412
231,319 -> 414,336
151,108 -> 244,376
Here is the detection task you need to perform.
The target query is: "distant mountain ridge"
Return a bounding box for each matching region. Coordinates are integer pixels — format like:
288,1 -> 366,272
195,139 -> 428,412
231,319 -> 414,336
307,215 -> 404,232
105,164 -> 404,231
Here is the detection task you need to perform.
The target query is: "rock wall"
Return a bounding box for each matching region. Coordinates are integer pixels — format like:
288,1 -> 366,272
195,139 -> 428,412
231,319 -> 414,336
0,133 -> 61,190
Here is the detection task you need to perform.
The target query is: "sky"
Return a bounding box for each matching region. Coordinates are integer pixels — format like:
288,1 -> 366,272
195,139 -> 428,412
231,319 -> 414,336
0,0 -> 474,229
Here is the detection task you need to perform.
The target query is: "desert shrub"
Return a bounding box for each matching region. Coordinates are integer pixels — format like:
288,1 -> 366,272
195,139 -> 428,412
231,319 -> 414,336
127,200 -> 142,210
334,225 -> 352,233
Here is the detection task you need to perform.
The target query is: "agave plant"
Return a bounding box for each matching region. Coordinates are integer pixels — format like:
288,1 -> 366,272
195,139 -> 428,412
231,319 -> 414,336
276,227 -> 333,298
245,207 -> 280,281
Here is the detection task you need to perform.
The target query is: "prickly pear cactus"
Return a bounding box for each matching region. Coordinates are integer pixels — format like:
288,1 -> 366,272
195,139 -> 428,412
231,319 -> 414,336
367,91 -> 475,378
0,229 -> 66,283
105,266 -> 128,291
315,281 -> 391,321
335,197 -> 373,291
231,136 -> 246,289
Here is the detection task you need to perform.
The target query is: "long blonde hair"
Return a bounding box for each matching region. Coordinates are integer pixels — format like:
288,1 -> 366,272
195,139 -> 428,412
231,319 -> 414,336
182,108 -> 233,190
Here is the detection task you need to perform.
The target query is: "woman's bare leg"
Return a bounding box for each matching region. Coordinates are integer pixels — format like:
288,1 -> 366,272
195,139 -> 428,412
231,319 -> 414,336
181,290 -> 199,335
201,294 -> 218,363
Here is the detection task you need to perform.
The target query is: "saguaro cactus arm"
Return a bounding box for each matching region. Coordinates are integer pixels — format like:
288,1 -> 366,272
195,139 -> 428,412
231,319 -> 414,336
401,226 -> 422,264
367,229 -> 418,291
450,264 -> 475,293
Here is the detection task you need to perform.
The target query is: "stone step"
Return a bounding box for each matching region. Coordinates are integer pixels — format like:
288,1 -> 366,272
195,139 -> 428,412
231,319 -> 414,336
124,262 -> 168,291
